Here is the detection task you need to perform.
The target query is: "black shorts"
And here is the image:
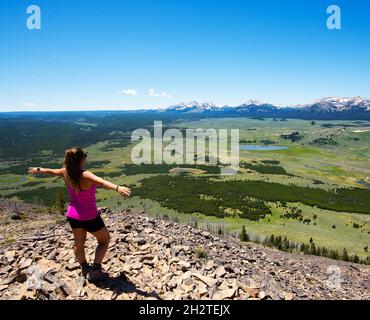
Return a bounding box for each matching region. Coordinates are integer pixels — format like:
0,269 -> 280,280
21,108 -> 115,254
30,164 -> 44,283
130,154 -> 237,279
67,215 -> 105,233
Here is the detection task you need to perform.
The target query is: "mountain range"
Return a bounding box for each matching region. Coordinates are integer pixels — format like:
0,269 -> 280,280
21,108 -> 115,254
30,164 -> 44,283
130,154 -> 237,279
161,97 -> 370,120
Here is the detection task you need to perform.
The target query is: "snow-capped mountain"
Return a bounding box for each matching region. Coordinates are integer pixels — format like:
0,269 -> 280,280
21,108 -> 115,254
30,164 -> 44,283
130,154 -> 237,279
303,97 -> 370,113
242,99 -> 271,106
234,100 -> 277,114
167,101 -> 220,112
164,97 -> 370,120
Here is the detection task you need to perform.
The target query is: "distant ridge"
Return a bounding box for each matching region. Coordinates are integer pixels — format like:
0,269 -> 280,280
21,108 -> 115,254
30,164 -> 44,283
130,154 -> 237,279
161,97 -> 370,120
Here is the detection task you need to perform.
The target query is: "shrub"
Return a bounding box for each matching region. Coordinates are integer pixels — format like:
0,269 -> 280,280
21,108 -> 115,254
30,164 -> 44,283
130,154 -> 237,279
195,246 -> 207,259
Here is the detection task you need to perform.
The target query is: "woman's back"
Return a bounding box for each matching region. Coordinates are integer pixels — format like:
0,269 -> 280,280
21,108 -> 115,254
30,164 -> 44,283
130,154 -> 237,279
66,180 -> 98,221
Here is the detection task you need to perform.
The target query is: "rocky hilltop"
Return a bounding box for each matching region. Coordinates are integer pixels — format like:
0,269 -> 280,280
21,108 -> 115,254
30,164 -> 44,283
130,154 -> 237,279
0,204 -> 369,300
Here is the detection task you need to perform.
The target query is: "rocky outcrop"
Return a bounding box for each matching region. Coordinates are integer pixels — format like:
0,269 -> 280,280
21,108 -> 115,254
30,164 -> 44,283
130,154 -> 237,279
0,208 -> 369,300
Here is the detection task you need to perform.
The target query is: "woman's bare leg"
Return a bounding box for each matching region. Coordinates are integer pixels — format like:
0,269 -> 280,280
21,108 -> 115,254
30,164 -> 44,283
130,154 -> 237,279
71,228 -> 87,264
90,227 -> 110,265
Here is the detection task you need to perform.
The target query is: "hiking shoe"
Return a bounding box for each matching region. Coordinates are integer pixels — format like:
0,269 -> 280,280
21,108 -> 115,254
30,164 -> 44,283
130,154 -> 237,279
87,265 -> 108,282
80,262 -> 91,278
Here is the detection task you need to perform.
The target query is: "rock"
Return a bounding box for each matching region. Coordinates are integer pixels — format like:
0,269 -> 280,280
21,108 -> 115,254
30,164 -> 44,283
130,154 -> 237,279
178,260 -> 191,271
238,282 -> 259,298
11,214 -> 22,220
0,206 -> 368,301
19,259 -> 33,269
213,288 -> 236,300
283,292 -> 294,300
36,288 -> 51,300
130,262 -> 143,270
0,284 -> 9,291
0,266 -> 13,275
42,281 -> 58,292
5,250 -> 16,262
57,283 -> 70,297
213,266 -> 227,278
198,282 -> 208,297
132,237 -> 146,246
224,266 -> 234,273
65,263 -> 80,272
43,272 -> 60,286
15,273 -> 28,283
0,276 -> 16,286
192,273 -> 218,288
244,277 -> 258,289
205,260 -> 215,270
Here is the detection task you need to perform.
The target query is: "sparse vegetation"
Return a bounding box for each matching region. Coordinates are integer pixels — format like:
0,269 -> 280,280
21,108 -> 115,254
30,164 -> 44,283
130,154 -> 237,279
239,225 -> 249,242
280,131 -> 303,142
194,246 -> 207,259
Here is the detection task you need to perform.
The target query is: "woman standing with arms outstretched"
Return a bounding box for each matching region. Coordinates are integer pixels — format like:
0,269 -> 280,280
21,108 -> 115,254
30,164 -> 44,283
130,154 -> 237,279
28,147 -> 131,282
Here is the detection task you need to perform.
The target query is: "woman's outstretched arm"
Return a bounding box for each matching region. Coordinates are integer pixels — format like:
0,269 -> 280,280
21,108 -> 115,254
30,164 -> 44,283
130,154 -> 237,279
83,170 -> 131,198
28,167 -> 65,176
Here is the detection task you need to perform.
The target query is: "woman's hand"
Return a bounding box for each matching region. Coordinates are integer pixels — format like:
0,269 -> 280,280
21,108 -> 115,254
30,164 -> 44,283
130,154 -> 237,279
28,167 -> 40,175
118,186 -> 131,198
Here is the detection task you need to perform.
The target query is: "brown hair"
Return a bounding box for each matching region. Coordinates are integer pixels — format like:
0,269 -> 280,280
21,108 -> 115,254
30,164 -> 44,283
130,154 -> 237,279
64,147 -> 87,191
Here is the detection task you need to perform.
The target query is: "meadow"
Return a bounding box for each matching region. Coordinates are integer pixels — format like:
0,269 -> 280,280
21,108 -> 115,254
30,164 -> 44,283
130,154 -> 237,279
0,114 -> 369,259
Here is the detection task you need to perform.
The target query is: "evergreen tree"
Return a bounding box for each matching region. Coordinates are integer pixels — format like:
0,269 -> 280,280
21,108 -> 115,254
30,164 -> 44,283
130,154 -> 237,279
270,234 -> 275,247
328,249 -> 339,260
309,242 -> 317,255
55,191 -> 66,215
275,235 -> 282,248
321,247 -> 328,258
341,248 -> 349,261
239,225 -> 249,242
351,254 -> 360,264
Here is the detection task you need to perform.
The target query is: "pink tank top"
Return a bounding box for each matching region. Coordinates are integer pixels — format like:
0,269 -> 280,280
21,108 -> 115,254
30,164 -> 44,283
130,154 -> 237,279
66,184 -> 98,221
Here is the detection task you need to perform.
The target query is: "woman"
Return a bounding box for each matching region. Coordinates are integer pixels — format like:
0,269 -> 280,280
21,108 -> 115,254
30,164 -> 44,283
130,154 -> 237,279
28,147 -> 131,282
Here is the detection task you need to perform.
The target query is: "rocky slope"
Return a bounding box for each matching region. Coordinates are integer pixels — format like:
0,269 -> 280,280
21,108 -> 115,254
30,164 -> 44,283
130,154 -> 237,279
0,200 -> 62,246
0,207 -> 369,300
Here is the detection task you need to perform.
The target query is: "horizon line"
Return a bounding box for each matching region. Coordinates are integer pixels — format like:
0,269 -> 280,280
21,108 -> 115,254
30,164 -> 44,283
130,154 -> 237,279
0,96 -> 368,113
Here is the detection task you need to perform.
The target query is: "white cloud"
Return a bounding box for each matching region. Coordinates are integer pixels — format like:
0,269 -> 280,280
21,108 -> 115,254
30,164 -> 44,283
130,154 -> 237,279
148,88 -> 172,98
122,89 -> 139,96
22,102 -> 38,107
148,88 -> 161,97
162,92 -> 172,98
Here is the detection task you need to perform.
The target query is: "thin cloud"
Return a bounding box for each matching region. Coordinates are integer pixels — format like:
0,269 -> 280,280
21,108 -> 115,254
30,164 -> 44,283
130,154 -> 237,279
149,89 -> 172,98
122,89 -> 139,96
22,102 -> 38,107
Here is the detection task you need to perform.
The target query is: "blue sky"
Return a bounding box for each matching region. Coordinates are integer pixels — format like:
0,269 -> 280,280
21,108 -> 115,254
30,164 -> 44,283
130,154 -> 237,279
0,0 -> 370,111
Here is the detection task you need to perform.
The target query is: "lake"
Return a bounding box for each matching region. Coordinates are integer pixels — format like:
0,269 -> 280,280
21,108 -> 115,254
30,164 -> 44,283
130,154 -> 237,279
357,180 -> 370,188
240,145 -> 289,151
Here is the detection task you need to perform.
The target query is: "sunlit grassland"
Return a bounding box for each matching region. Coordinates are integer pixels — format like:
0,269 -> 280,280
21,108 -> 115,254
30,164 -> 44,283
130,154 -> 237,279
110,196 -> 369,257
1,117 -> 369,259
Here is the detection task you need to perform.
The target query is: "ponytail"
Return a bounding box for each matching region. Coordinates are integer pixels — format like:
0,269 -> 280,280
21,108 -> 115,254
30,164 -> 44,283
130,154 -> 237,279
64,147 -> 87,191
